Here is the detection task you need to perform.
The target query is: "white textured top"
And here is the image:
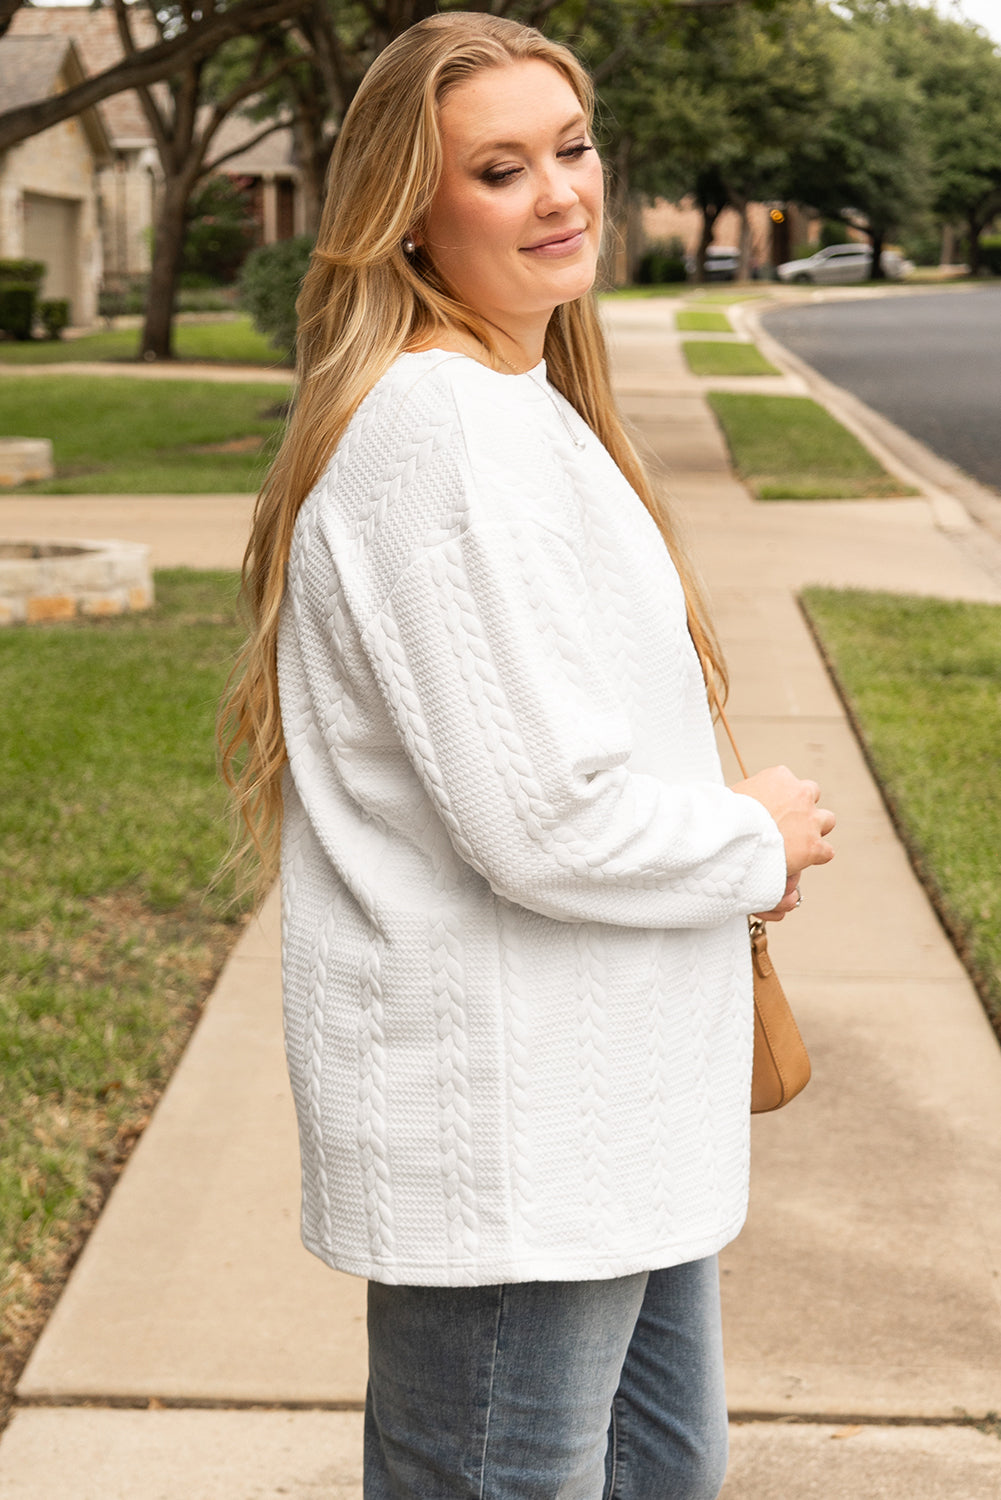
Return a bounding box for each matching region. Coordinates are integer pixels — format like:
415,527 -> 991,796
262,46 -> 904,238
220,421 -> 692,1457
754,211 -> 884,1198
277,350 -> 786,1286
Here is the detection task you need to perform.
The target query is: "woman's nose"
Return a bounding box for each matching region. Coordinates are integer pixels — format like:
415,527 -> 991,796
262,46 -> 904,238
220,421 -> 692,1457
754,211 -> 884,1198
535,163 -> 578,215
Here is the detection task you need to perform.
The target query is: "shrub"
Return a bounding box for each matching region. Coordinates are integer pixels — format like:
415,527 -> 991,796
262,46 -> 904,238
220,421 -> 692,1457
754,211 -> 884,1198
99,276 -> 148,320
0,259 -> 45,289
0,284 -> 37,340
238,235 -> 313,362
901,228 -> 942,267
39,298 -> 70,340
181,178 -> 258,285
176,285 -> 240,313
977,236 -> 1001,276
636,237 -> 687,285
99,277 -> 241,323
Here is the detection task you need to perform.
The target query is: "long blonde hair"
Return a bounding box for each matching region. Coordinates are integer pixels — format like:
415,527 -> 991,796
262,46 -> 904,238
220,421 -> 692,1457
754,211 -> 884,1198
219,10 -> 727,897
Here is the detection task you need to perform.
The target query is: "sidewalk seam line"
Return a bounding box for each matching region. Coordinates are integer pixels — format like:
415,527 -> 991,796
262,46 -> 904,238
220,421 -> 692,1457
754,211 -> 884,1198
11,1396 -> 998,1430
13,1395 -> 366,1413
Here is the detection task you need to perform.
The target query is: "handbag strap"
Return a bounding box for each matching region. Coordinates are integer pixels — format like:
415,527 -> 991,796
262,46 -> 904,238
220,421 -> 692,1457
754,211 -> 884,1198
715,697 -> 781,936
713,697 -> 749,781
686,614 -> 749,781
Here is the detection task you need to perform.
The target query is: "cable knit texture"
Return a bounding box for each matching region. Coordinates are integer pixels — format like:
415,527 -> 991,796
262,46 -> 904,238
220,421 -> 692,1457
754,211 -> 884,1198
278,350 -> 786,1286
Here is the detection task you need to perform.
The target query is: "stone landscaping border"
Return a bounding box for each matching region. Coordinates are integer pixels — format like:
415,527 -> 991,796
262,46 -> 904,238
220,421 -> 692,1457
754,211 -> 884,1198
0,538 -> 153,625
0,438 -> 53,488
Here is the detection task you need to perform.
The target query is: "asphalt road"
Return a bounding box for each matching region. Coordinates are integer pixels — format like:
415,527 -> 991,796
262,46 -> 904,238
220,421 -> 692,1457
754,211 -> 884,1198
762,287 -> 1001,492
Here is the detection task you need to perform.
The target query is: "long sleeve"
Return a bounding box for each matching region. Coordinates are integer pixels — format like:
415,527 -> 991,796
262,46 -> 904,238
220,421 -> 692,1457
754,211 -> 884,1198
363,514 -> 785,928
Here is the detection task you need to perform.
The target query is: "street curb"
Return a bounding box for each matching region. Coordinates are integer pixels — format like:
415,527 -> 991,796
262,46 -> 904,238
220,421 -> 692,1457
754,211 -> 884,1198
734,295 -> 1001,568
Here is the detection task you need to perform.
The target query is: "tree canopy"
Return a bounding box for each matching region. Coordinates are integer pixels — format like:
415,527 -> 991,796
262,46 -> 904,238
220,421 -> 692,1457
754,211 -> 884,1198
581,0 -> 1001,278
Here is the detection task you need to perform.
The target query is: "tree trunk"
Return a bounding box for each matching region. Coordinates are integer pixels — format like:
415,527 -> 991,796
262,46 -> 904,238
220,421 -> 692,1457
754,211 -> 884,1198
939,223 -> 956,267
601,134 -> 632,289
695,204 -> 719,286
735,198 -> 752,281
624,191 -> 644,286
292,103 -> 330,236
967,214 -> 982,276
140,174 -> 193,360
130,29 -> 295,358
869,227 -> 886,281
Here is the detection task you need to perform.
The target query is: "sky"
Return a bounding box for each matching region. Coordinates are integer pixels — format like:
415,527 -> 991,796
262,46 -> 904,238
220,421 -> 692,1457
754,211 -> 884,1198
941,0 -> 1001,45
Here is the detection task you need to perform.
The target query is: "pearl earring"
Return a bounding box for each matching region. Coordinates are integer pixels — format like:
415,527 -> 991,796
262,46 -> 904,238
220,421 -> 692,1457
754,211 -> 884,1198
402,237 -> 416,256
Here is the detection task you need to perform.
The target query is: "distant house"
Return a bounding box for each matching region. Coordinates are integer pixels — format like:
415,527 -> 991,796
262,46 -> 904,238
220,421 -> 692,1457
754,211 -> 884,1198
7,5 -> 303,318
642,199 -> 815,272
208,111 -> 305,246
0,34 -> 111,323
10,5 -> 159,285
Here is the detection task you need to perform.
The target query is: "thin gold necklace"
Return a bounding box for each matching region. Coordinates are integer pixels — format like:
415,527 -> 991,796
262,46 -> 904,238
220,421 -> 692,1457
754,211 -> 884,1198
500,348 -> 586,450
495,352 -> 524,374
477,337 -> 531,376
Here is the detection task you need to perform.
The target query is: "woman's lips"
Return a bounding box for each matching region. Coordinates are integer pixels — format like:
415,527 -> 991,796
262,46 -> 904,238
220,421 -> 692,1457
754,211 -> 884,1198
521,229 -> 586,259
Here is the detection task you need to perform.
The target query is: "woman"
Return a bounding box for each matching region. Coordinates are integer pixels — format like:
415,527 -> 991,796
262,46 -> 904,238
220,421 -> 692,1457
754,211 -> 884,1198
220,12 -> 835,1498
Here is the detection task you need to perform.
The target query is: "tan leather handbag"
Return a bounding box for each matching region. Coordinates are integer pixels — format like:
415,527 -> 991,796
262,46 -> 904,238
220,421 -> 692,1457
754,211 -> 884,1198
717,704 -> 812,1113
748,916 -> 811,1112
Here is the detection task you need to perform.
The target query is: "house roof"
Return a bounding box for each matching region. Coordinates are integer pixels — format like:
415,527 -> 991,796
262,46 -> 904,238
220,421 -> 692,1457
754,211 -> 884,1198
209,108 -> 299,178
8,5 -> 295,171
0,34 -> 72,110
0,33 -> 112,160
9,4 -> 158,144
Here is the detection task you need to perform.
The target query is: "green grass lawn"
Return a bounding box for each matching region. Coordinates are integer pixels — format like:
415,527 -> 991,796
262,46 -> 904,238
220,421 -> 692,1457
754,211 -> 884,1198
802,588 -> 1001,1040
0,375 -> 290,492
0,570 -> 252,1417
682,289 -> 766,304
675,310 -> 734,333
0,317 -> 286,367
683,341 -> 779,377
600,286 -> 766,303
599,284 -> 690,300
708,392 -> 915,499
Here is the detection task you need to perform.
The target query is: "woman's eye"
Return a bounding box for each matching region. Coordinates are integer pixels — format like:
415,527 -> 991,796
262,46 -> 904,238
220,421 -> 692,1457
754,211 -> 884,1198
482,166 -> 521,185
480,143 -> 593,184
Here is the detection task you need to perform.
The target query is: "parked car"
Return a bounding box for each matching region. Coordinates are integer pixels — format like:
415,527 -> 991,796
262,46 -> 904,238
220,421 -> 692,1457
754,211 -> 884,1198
776,244 -> 914,284
685,245 -> 740,281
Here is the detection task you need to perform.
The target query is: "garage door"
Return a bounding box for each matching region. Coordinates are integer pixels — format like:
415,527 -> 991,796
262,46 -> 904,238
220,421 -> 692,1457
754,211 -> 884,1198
23,193 -> 80,320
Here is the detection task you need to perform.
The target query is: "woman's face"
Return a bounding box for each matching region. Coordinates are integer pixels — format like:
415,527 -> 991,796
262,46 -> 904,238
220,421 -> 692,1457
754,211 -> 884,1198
420,59 -> 604,345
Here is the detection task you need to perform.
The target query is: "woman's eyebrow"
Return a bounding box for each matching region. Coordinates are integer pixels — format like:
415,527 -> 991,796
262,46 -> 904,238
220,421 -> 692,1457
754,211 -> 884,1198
467,112 -> 587,158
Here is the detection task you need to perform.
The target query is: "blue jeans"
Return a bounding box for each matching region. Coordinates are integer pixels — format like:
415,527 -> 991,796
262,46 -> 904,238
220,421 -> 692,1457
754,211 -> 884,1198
364,1255 -> 728,1499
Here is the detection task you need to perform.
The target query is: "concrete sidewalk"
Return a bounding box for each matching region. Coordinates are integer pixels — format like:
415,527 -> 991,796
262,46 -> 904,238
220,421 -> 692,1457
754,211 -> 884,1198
2,295 -> 1001,1497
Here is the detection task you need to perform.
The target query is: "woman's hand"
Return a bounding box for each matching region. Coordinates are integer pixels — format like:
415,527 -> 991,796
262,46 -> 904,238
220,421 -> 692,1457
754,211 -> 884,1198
731,764 -> 836,921
753,873 -> 802,923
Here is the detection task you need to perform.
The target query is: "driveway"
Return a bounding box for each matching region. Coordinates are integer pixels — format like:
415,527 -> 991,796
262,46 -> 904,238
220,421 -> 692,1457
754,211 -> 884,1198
763,287 -> 1001,493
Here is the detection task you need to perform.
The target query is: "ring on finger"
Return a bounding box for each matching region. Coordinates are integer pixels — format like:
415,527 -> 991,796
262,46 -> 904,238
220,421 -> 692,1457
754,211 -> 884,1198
793,888 -> 803,909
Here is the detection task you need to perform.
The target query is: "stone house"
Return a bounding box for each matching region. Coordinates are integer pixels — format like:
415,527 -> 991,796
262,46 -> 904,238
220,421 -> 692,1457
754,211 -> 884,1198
0,34 -> 111,324
7,4 -> 303,317
208,111 -> 306,247
9,5 -> 160,285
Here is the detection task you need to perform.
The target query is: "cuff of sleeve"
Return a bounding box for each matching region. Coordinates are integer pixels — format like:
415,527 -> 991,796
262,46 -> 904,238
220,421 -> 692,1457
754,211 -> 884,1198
739,797 -> 789,914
